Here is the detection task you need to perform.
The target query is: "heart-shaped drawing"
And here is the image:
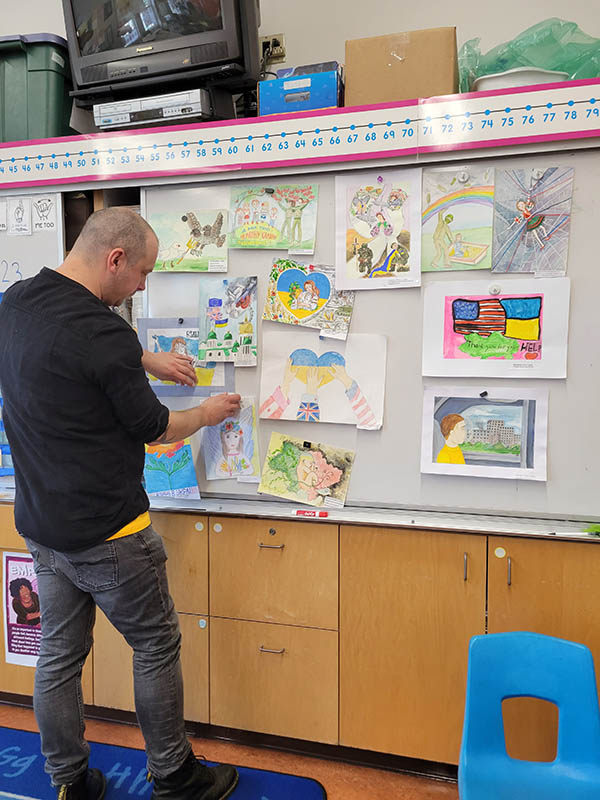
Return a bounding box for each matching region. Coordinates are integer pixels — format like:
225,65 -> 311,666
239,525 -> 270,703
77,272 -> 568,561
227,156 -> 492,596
276,268 -> 332,321
289,349 -> 345,387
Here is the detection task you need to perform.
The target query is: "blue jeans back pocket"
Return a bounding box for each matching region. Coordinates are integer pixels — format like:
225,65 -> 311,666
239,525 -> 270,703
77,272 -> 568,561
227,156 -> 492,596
68,541 -> 119,591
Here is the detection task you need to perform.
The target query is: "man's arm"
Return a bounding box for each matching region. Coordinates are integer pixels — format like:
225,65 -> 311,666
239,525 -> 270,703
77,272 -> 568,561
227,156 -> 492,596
150,393 -> 241,445
142,349 -> 197,387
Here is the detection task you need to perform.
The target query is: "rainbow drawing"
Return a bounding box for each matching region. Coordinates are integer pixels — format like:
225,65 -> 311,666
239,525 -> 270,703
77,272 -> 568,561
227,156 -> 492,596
421,185 -> 495,224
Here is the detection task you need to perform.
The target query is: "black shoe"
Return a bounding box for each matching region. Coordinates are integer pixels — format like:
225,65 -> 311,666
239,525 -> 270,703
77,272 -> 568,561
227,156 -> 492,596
56,768 -> 106,800
150,751 -> 239,799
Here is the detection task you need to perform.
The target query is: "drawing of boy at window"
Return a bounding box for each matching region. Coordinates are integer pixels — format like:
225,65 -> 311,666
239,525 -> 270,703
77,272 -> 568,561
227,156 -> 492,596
259,351 -> 377,428
436,414 -> 466,464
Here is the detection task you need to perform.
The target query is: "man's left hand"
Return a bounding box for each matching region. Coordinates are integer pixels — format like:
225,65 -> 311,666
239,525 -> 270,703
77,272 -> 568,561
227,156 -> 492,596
142,350 -> 198,387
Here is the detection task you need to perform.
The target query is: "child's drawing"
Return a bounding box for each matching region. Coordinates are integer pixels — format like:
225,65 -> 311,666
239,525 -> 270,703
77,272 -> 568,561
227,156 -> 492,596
229,184 -> 318,254
421,386 -> 548,481
422,278 -> 570,379
144,439 -> 201,498
258,432 -> 355,508
201,398 -> 260,482
492,166 -> 574,275
8,197 -> 32,236
137,317 -> 231,396
262,258 -> 355,340
198,276 -> 257,367
422,165 -> 494,271
148,209 -> 228,272
259,330 -> 385,429
335,168 -> 421,290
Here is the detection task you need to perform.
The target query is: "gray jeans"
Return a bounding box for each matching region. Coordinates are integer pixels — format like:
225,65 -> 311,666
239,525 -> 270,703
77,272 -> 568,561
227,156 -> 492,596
25,525 -> 192,786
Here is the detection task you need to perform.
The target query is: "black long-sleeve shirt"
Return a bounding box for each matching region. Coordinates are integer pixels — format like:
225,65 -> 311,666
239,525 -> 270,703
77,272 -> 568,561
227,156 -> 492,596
0,268 -> 169,552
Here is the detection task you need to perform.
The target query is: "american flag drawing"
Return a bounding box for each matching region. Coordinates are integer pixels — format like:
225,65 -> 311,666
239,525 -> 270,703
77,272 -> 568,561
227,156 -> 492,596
452,298 -> 506,337
296,401 -> 320,422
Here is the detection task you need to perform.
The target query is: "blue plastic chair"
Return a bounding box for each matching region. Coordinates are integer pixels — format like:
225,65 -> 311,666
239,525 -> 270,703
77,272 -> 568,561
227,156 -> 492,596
459,631 -> 600,800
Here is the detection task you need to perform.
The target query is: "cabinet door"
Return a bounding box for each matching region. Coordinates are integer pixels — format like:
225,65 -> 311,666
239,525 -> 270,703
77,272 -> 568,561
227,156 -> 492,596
179,614 -> 209,723
488,536 -> 600,761
210,517 -> 338,629
151,512 -> 208,615
210,617 -> 338,743
0,505 -> 24,550
340,526 -> 486,764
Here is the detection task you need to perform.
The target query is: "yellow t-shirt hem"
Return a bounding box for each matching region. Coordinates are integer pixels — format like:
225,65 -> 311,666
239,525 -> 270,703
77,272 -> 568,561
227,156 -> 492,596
106,511 -> 151,542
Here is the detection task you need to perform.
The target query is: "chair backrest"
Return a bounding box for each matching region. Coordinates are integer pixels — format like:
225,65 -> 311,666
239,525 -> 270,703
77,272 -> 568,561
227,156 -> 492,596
461,632 -> 600,765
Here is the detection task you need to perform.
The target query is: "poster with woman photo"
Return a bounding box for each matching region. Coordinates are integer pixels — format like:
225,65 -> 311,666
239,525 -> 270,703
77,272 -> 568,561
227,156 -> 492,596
3,552 -> 41,667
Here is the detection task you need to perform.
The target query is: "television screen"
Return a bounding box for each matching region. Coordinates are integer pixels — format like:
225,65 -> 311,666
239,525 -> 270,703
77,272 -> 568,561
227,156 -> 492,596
73,0 -> 224,56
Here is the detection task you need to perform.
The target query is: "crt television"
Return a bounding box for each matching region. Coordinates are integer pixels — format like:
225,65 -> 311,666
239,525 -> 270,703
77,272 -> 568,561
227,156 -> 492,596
61,0 -> 260,104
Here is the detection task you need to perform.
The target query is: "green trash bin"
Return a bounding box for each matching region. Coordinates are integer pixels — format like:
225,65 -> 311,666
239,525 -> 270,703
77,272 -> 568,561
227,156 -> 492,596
0,33 -> 74,143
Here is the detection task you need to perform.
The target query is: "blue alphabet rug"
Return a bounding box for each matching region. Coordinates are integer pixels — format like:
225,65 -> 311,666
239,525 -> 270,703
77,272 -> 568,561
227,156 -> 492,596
0,728 -> 326,799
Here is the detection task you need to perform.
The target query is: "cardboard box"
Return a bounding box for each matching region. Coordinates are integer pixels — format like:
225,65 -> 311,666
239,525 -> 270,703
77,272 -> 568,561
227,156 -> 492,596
345,27 -> 458,107
259,62 -> 343,116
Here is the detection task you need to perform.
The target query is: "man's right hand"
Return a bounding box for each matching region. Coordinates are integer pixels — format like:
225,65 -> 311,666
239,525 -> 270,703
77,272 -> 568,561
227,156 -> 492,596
201,393 -> 242,427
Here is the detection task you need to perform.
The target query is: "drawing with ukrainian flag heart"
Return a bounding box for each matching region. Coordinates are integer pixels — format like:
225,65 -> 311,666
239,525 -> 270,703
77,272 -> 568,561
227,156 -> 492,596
259,328 -> 386,430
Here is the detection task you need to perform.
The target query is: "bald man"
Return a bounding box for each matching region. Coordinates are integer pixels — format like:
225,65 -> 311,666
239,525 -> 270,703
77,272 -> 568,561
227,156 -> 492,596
0,208 -> 240,800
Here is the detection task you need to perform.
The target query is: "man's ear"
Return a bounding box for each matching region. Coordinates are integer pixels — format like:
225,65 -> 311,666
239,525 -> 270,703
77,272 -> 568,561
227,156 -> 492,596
107,247 -> 126,275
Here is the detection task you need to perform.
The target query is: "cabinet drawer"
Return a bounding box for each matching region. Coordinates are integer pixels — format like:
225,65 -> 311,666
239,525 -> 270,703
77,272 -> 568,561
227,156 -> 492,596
0,505 -> 24,550
151,512 -> 208,615
93,609 -> 209,722
210,617 -> 338,744
209,517 -> 338,629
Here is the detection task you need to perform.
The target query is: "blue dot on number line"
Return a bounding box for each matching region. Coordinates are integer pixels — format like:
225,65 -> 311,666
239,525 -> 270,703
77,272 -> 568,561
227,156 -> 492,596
230,137 -> 235,142
11,157 -> 14,162
109,149 -> 112,153
485,109 -> 490,115
426,116 -> 431,122
465,111 -> 471,117
153,143 -> 157,149
332,126 -> 338,132
80,150 -> 83,155
37,155 -> 41,160
315,128 -> 320,134
526,105 -> 532,111
248,135 -> 253,141
368,122 -> 374,128
445,114 -> 450,120
547,102 -> 553,109
24,156 -> 28,161
138,145 -> 142,150
568,100 -> 574,106
350,124 -> 355,130
281,131 -> 286,137
297,130 -> 303,136
405,118 -> 410,124
66,152 -> 70,157
264,133 -> 269,139
505,107 -> 511,113
94,149 -> 98,154
386,120 -> 392,126
123,147 -> 127,152
168,142 -> 172,147
198,140 -> 203,145
215,139 -> 220,144
591,98 -> 597,104
51,154 -> 55,159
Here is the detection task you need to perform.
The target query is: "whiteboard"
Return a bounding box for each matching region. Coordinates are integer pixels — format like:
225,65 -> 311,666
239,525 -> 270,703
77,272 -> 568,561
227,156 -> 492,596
0,193 -> 64,295
142,147 -> 598,521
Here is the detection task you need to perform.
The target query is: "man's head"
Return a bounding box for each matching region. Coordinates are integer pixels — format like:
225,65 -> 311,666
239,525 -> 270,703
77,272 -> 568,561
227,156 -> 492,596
70,207 -> 158,306
440,413 -> 466,445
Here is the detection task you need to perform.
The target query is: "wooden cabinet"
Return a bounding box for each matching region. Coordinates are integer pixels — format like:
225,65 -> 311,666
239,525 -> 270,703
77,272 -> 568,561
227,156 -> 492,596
210,616 -> 338,743
488,536 -> 600,762
151,512 -> 208,615
340,525 -> 486,764
209,517 -> 338,629
93,609 -> 209,721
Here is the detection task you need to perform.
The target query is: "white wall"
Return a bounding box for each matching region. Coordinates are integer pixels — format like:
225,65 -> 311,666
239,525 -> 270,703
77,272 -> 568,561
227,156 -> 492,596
1,0 -> 599,60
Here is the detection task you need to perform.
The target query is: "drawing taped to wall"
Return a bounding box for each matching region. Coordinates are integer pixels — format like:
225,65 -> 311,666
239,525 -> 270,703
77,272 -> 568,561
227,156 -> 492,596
137,317 -> 230,396
421,385 -> 548,481
144,439 -> 200,499
335,168 -> 421,290
201,398 -> 260,482
422,278 -> 570,378
258,432 -> 355,508
148,208 -> 228,272
262,258 -> 355,340
422,165 -> 494,272
492,166 -> 574,275
229,184 -> 318,254
198,276 -> 257,367
259,329 -> 385,429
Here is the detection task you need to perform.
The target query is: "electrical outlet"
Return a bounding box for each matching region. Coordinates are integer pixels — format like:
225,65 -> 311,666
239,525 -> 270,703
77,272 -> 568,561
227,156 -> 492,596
260,33 -> 286,65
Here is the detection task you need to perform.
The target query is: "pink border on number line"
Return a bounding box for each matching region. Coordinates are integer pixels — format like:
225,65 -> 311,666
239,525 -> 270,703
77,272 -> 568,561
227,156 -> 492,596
421,76 -> 600,105
419,127 -> 600,153
0,98 -> 421,150
0,144 -> 421,191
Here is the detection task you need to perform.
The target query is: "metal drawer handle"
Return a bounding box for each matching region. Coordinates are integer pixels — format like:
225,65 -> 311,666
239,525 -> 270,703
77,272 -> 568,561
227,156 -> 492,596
258,543 -> 285,550
259,646 -> 285,655
464,552 -> 468,581
507,556 -> 512,587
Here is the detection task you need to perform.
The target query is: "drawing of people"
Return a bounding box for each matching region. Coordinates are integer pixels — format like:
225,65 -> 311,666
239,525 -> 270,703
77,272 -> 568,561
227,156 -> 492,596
431,211 -> 455,268
251,198 -> 260,223
513,199 -> 548,248
242,203 -> 251,225
290,279 -> 319,311
290,197 -> 311,245
9,578 -> 41,627
387,187 -> 407,210
269,207 -> 279,227
452,233 -> 465,258
280,200 -> 294,242
266,439 -> 343,505
169,336 -> 189,356
436,414 -> 466,464
259,202 -> 269,224
370,211 -> 393,238
215,420 -> 253,478
235,205 -> 245,227
357,242 -> 373,273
